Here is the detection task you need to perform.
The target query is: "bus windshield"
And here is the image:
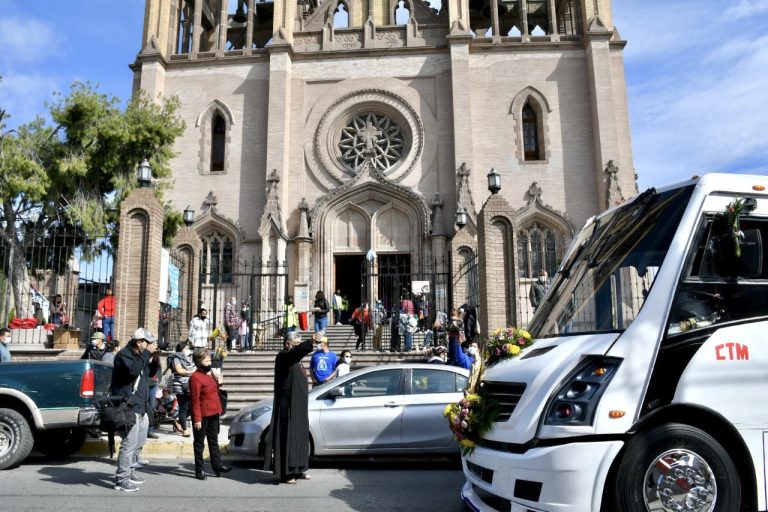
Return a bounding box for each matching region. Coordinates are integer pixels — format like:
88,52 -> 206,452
528,185 -> 694,338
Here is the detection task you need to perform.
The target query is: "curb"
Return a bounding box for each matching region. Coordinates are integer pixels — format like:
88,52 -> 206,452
76,438 -> 231,459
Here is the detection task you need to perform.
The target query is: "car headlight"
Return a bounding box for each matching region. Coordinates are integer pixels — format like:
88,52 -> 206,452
542,356 -> 622,426
234,405 -> 272,423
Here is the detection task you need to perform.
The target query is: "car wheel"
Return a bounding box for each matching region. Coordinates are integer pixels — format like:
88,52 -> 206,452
35,427 -> 88,459
613,423 -> 740,512
0,408 -> 34,470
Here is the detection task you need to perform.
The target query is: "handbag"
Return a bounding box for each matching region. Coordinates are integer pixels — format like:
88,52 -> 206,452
218,389 -> 228,413
95,396 -> 137,433
96,373 -> 140,433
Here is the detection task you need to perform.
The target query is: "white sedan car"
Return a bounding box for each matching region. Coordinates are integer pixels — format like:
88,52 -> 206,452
228,363 -> 469,457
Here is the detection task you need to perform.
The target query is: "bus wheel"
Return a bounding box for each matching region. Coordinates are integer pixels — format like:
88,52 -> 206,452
614,423 -> 740,512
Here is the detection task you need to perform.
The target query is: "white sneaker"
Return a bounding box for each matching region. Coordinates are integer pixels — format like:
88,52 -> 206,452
114,481 -> 140,492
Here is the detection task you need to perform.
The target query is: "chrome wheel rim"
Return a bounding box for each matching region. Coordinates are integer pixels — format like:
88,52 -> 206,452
0,420 -> 13,458
643,448 -> 717,512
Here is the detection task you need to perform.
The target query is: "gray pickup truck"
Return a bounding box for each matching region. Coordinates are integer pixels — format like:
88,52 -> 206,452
0,360 -> 112,469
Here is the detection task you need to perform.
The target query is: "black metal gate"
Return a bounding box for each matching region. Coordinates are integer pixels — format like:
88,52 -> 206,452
198,259 -> 288,351
359,255 -> 450,350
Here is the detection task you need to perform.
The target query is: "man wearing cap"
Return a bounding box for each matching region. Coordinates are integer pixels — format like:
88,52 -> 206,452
111,327 -> 158,492
81,331 -> 106,360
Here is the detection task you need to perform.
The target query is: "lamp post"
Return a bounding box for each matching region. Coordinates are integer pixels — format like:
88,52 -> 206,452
487,167 -> 501,194
137,159 -> 152,188
455,206 -> 468,229
183,205 -> 196,226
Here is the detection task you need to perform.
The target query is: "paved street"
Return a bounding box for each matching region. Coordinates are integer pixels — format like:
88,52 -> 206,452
1,455 -> 468,512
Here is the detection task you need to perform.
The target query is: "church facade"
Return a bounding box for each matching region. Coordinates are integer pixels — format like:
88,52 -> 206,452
132,0 -> 635,330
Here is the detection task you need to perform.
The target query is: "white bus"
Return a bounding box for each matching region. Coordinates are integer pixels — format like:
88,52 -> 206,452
461,173 -> 768,512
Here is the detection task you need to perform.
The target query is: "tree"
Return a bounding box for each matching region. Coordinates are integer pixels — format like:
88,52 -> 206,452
0,81 -> 185,317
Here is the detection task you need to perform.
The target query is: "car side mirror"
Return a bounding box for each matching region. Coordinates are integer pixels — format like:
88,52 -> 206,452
326,386 -> 344,400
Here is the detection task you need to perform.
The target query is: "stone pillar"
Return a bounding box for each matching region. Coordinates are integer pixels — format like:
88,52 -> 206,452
448,0 -> 471,33
246,0 -> 255,50
191,0 -> 203,57
294,199 -> 313,313
217,0 -> 229,56
548,0 -> 559,41
171,226 -> 203,340
584,19 -> 631,210
272,0 -> 296,42
477,194 -> 516,335
142,0 -> 173,59
447,37 -> 475,204
114,188 -> 165,343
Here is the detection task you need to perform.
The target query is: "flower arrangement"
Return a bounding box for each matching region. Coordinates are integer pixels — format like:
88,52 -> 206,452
213,346 -> 228,362
485,326 -> 534,366
719,197 -> 745,258
443,388 -> 498,456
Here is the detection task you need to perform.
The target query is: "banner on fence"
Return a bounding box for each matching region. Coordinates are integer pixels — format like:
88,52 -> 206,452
168,263 -> 180,309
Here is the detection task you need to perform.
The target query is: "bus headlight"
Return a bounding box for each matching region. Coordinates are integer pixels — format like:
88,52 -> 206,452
543,357 -> 622,426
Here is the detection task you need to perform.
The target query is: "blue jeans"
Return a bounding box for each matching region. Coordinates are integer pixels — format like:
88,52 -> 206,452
404,333 -> 413,351
314,316 -> 328,333
103,316 -> 115,341
115,412 -> 149,483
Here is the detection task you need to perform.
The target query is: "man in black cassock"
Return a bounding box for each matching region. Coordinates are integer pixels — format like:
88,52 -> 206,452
264,331 -> 314,484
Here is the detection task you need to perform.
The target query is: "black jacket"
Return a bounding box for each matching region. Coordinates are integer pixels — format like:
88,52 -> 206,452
110,344 -> 152,415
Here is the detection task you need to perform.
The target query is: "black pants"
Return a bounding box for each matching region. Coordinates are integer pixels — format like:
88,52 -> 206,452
177,394 -> 191,430
355,323 -> 368,350
193,414 -> 222,474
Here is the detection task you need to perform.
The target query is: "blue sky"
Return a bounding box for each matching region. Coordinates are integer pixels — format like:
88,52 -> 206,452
1,0 -> 766,190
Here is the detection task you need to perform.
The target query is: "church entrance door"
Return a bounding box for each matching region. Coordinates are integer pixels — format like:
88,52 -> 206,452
334,254 -> 364,322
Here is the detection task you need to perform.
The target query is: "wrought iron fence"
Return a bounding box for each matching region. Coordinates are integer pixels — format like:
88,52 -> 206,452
0,228 -> 115,347
198,258 -> 288,351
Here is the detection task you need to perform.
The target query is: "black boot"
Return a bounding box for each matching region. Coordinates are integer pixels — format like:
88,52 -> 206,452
214,465 -> 232,477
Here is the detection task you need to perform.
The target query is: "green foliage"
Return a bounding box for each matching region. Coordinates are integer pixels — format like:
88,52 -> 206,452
163,207 -> 184,248
1,82 -> 185,239
0,82 -> 186,315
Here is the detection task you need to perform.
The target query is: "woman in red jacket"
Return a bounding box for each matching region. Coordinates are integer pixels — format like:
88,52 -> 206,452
189,350 -> 232,480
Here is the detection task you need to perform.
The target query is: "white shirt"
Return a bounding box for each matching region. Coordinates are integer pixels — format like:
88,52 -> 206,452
337,362 -> 351,377
189,316 -> 211,348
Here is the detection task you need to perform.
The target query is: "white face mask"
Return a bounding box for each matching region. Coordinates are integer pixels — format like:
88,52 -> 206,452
539,276 -> 547,283
315,343 -> 323,351
344,357 -> 352,364
183,349 -> 191,357
467,346 -> 478,356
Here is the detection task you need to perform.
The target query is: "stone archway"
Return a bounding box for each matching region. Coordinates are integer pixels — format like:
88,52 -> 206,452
309,166 -> 432,302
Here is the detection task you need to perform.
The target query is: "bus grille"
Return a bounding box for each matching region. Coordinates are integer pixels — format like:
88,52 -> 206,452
482,381 -> 527,421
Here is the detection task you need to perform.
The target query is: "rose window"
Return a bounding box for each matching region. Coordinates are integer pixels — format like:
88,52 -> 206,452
338,112 -> 404,172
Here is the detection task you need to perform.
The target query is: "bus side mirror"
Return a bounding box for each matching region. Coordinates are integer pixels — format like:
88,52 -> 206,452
739,228 -> 763,278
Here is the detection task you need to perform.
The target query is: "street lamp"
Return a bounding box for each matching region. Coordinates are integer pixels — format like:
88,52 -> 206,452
455,206 -> 468,229
183,205 -> 196,226
487,167 -> 501,194
137,159 -> 152,188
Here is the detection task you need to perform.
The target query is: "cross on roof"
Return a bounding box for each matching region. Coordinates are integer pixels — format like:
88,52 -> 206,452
358,120 -> 382,157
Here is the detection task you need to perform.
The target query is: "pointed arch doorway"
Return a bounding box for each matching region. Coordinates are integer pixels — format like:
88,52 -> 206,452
310,178 -> 431,317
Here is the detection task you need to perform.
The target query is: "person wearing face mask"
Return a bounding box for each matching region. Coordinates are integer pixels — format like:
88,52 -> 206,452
446,319 -> 477,370
529,269 -> 549,312
169,341 -> 197,436
0,327 -> 12,362
309,333 -> 338,387
189,350 -> 231,480
336,350 -> 353,377
188,308 -> 212,350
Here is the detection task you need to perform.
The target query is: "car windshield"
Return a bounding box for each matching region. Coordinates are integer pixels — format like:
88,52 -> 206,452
528,185 -> 694,338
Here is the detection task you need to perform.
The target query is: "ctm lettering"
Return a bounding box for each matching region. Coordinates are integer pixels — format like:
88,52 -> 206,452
715,342 -> 749,361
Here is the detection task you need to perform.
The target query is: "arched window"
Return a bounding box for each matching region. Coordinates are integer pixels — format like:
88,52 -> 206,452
522,103 -> 541,161
333,3 -> 350,28
201,231 -> 234,284
211,112 -> 226,172
394,0 -> 410,25
517,223 -> 560,278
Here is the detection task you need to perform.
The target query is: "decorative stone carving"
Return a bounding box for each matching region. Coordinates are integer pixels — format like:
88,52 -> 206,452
456,162 -> 478,233
202,191 -> 218,212
312,89 -> 423,184
514,182 -> 575,236
604,160 -> 625,208
339,112 -> 404,173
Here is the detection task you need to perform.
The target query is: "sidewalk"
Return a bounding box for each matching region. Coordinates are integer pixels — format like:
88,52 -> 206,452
77,421 -> 232,459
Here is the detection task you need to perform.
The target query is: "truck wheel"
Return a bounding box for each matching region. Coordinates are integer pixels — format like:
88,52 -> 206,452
0,408 -> 34,470
35,428 -> 88,459
613,423 -> 740,512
